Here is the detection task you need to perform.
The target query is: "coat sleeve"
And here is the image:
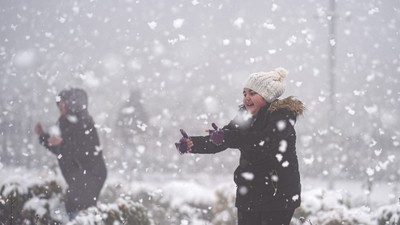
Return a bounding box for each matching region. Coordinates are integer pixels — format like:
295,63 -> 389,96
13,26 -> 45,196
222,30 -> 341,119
223,109 -> 295,151
188,118 -> 240,154
189,135 -> 228,154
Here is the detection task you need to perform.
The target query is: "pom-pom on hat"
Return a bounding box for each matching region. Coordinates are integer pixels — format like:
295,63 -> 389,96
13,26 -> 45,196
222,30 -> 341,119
244,67 -> 288,103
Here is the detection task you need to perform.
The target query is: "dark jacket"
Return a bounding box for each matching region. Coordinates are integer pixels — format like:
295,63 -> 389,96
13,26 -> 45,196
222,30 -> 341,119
190,96 -> 304,212
39,88 -> 107,212
39,115 -> 107,185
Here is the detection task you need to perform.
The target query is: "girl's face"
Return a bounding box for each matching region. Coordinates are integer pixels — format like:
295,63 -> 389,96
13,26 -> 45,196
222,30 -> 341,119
57,100 -> 67,116
243,88 -> 267,115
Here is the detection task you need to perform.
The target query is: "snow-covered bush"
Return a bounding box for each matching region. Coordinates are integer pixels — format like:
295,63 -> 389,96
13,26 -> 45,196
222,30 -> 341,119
99,182 -> 124,204
131,185 -> 213,224
0,175 -> 151,225
211,183 -> 237,225
0,179 -> 64,224
293,188 -> 376,225
307,207 -> 374,225
294,188 -> 351,219
101,178 -> 222,225
68,198 -> 151,225
132,189 -> 191,225
374,204 -> 400,225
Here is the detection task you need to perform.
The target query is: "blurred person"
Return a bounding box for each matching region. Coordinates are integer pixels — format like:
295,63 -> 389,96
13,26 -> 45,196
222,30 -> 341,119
175,68 -> 304,225
34,88 -> 107,220
115,89 -> 149,148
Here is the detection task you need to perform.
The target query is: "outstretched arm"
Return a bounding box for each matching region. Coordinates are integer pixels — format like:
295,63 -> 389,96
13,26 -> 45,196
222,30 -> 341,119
190,135 -> 228,154
174,128 -> 228,154
222,109 -> 295,151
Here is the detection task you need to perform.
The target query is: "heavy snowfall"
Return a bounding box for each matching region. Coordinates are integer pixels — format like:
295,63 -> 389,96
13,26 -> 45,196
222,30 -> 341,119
0,0 -> 399,224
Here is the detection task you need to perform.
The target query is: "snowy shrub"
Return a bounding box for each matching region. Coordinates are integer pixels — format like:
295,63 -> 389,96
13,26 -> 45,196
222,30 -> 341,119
99,182 -> 125,204
211,184 -> 237,225
375,204 -> 400,225
293,188 -> 351,219
291,188 -> 377,225
98,183 -> 191,225
131,189 -> 211,225
0,180 -> 64,224
103,179 -> 218,225
133,190 -> 185,224
307,207 -> 374,225
22,196 -> 64,225
69,197 -> 151,225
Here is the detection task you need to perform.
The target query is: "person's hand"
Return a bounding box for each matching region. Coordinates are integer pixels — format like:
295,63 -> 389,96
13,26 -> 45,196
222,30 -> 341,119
208,123 -> 224,146
48,136 -> 63,146
34,122 -> 43,136
175,129 -> 193,154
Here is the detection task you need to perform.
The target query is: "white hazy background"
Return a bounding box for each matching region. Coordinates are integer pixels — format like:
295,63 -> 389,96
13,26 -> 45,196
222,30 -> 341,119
0,0 -> 399,213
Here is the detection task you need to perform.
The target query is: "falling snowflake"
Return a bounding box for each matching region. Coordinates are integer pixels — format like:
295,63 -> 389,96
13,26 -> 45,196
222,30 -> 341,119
233,17 -> 244,28
277,120 -> 286,131
279,140 -> 287,152
366,167 -> 374,176
173,18 -> 184,29
148,21 -> 157,29
241,172 -> 254,181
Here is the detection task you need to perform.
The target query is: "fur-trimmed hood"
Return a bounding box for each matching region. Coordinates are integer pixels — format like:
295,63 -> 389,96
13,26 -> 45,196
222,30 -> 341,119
268,96 -> 305,117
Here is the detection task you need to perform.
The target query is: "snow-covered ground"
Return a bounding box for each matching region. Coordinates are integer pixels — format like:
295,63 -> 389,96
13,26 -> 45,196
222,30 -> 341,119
301,176 -> 399,209
1,167 -> 396,209
1,166 -> 399,224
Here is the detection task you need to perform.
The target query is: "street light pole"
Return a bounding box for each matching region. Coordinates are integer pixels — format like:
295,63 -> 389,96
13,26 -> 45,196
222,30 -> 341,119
328,0 -> 337,129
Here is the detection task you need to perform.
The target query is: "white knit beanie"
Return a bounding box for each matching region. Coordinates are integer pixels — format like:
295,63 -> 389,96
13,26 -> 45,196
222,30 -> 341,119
244,67 -> 288,103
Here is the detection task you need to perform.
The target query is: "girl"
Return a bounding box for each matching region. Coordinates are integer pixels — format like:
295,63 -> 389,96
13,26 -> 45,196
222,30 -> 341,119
35,88 -> 107,220
176,68 -> 304,225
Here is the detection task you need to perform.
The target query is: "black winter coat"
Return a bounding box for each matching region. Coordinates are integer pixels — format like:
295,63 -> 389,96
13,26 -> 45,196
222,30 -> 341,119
190,96 -> 304,212
39,113 -> 107,212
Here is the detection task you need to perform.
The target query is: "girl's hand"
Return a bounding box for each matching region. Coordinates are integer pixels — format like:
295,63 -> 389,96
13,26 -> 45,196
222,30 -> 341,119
34,122 -> 43,136
48,136 -> 63,146
175,129 -> 193,154
208,123 -> 225,146
186,139 -> 194,149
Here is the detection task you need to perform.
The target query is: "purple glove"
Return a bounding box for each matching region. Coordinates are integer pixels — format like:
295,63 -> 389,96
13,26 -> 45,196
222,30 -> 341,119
209,123 -> 224,146
175,129 -> 192,154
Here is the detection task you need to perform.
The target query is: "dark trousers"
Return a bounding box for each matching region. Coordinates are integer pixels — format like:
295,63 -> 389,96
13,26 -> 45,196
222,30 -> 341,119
65,173 -> 106,215
238,209 -> 294,225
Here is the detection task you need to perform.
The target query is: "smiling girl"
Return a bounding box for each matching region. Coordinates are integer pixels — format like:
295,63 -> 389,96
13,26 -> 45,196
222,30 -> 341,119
175,67 -> 305,225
